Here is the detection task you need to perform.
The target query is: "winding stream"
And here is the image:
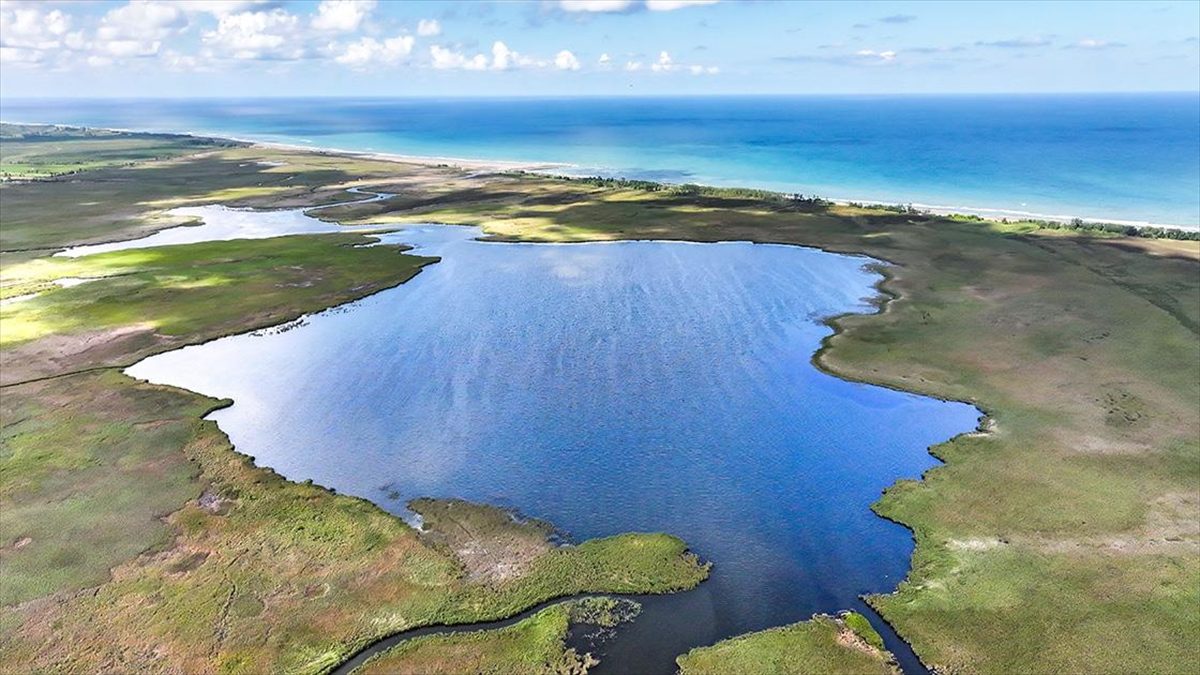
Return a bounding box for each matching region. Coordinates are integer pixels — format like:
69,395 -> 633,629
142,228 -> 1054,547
101,197 -> 979,673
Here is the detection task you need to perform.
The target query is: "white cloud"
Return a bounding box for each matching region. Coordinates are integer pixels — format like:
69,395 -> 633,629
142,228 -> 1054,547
646,0 -> 718,10
311,0 -> 375,33
417,18 -> 441,37
650,50 -> 674,71
0,3 -> 76,65
430,44 -> 488,70
203,8 -> 303,60
1071,38 -> 1125,50
554,49 -> 581,70
162,48 -> 202,71
90,1 -> 191,59
855,48 -> 897,62
557,0 -> 717,11
336,34 -> 413,68
426,40 -> 555,71
598,52 -> 610,64
492,40 -> 512,69
559,0 -> 634,11
97,1 -> 186,41
625,60 -> 643,71
174,1 -> 268,17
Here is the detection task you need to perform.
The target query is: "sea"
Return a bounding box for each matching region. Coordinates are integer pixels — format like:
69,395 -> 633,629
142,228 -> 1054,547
3,93 -> 1198,226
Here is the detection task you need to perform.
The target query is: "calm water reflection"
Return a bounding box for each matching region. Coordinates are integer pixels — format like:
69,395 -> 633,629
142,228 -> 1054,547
128,219 -> 978,673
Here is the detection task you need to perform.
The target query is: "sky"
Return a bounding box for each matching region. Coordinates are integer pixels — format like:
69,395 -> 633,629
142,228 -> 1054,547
1,0 -> 1198,98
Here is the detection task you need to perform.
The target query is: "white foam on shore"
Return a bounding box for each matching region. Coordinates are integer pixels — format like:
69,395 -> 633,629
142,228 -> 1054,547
829,198 -> 1200,231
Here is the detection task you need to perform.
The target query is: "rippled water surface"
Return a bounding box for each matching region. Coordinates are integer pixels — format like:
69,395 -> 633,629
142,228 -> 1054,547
128,219 -> 979,673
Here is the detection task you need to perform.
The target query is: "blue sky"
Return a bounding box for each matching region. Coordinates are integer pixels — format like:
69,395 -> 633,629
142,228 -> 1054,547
1,0 -> 1197,98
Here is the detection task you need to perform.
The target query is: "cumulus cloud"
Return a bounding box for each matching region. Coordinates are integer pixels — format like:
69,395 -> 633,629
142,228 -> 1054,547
336,35 -> 413,67
554,49 -> 580,70
174,1 -> 269,17
0,3 -> 74,64
430,44 -> 488,70
417,18 -> 441,36
492,40 -> 513,69
93,0 -> 188,58
598,52 -> 611,65
621,49 -> 714,74
203,8 -> 303,60
311,0 -> 375,33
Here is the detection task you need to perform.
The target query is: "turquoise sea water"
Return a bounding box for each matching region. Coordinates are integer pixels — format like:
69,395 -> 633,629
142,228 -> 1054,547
3,94 -> 1198,226
128,214 -> 980,673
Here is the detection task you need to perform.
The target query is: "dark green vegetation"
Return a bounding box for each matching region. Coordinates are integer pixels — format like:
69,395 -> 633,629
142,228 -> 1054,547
1,126 -> 1197,674
355,597 -> 642,675
0,124 -> 239,181
356,603 -> 588,675
675,612 -> 896,675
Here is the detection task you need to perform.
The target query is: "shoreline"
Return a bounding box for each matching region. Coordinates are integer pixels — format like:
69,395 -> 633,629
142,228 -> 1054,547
6,118 -> 1196,231
115,200 -> 964,674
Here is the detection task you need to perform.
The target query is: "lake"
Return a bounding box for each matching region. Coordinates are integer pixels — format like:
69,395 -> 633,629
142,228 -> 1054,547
126,213 -> 980,673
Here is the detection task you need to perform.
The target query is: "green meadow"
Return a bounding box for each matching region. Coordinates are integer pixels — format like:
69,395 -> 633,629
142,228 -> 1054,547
1,126 -> 1196,674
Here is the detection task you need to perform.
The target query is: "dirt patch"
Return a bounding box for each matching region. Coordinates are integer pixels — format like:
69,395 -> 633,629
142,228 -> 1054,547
0,323 -> 167,386
409,498 -> 555,584
197,489 -> 232,515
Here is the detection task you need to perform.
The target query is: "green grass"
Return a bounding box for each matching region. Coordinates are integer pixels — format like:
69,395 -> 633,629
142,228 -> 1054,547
356,602 -> 579,675
1,233 -> 433,346
0,132 -> 464,253
0,133 -> 709,673
0,369 -> 204,605
676,613 -> 895,675
359,168 -> 1198,674
355,597 -> 642,675
0,233 -> 437,385
0,375 -> 706,673
1,129 -> 1196,674
0,123 -> 238,180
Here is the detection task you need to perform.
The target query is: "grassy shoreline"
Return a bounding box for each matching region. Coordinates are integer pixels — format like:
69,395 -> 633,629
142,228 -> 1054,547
2,124 -> 1196,674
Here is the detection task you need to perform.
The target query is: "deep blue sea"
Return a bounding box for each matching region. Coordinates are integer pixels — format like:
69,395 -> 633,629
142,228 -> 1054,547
3,94 -> 1198,226
128,210 -> 979,673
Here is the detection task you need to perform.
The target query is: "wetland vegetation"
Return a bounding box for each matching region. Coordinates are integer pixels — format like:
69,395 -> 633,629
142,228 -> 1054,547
1,124 -> 1197,674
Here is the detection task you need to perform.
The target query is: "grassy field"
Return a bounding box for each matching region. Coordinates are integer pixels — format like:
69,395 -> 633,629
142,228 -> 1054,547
1,129 -> 1197,673
0,124 -> 239,180
355,597 -> 641,675
0,135 -> 708,674
337,164 -> 1199,673
676,612 -> 896,675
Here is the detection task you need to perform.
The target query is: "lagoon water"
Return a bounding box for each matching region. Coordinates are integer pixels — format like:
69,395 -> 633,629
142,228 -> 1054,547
5,94 -> 1199,226
128,217 -> 979,673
